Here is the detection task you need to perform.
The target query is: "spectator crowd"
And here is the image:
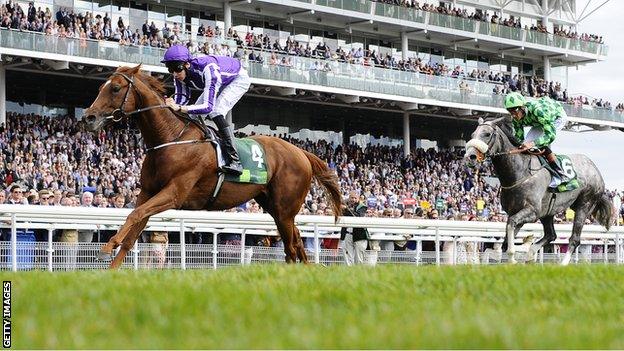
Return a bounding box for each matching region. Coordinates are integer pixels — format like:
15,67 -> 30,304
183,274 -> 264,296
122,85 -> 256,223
2,112 -> 622,225
1,0 -> 619,110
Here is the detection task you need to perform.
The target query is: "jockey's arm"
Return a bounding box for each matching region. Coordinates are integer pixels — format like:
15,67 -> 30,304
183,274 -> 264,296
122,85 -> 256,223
173,79 -> 191,105
512,119 -> 525,142
532,105 -> 558,148
181,65 -> 221,115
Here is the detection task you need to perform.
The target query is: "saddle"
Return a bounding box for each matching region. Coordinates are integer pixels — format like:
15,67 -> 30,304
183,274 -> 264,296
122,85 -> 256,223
536,154 -> 580,193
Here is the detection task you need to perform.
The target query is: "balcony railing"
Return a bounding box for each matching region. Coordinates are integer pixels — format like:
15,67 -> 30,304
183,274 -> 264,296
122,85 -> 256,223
313,0 -> 608,56
1,28 -> 621,125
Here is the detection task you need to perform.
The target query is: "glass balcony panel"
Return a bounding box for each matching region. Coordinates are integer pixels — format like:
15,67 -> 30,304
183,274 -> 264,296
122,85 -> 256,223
0,28 -> 618,123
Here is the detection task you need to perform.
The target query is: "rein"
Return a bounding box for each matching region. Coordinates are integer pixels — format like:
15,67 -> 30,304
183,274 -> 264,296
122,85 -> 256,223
104,72 -> 208,151
469,122 -> 545,189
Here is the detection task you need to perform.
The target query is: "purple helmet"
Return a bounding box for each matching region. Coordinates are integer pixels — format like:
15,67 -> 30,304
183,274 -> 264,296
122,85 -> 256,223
161,45 -> 192,63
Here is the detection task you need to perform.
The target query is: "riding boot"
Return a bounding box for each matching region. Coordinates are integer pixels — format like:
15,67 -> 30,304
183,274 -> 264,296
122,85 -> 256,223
548,160 -> 570,183
542,147 -> 569,183
212,114 -> 243,175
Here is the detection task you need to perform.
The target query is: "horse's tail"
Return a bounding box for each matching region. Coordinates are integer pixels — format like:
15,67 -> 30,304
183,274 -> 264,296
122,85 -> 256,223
303,150 -> 343,222
592,192 -> 615,231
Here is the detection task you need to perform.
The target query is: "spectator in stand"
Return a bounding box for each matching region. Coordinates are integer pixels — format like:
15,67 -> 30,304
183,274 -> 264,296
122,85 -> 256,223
7,184 -> 27,204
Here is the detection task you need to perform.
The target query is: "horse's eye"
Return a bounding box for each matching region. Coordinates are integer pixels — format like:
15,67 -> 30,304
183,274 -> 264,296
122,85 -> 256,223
484,133 -> 491,138
112,85 -> 121,93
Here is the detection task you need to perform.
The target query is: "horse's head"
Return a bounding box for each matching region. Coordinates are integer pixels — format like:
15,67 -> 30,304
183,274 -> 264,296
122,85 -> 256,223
464,117 -> 511,168
82,65 -> 144,132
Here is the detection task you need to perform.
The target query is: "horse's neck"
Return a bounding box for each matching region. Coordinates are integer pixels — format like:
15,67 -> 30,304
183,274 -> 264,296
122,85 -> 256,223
135,88 -> 187,148
490,133 -> 532,186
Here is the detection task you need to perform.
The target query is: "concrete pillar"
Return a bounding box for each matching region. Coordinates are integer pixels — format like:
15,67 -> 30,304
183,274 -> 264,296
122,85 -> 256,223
543,55 -> 551,82
223,2 -> 232,35
542,0 -> 549,29
401,32 -> 408,61
403,112 -> 410,157
0,63 -> 5,126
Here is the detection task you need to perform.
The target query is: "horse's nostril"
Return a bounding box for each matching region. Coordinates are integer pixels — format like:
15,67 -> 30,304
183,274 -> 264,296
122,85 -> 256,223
469,154 -> 477,161
84,115 -> 96,123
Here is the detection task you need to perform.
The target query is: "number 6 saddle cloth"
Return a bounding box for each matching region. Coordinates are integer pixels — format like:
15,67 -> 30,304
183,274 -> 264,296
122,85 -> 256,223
538,154 -> 580,193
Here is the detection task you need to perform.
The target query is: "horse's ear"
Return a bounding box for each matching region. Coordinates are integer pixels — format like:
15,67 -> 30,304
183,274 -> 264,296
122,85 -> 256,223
129,64 -> 142,75
491,116 -> 508,125
478,117 -> 484,124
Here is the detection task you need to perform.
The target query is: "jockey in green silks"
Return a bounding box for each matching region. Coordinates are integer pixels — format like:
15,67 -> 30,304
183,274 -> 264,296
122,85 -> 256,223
504,92 -> 570,181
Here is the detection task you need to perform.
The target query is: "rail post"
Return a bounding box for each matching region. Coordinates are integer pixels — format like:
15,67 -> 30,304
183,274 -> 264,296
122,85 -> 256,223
47,227 -> 54,272
180,219 -> 186,270
435,227 -> 440,266
240,229 -> 247,265
11,214 -> 17,272
314,224 -> 320,264
212,232 -> 218,269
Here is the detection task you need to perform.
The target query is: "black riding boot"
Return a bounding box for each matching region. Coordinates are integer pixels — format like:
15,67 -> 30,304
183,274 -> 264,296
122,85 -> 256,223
213,114 -> 243,175
548,160 -> 570,182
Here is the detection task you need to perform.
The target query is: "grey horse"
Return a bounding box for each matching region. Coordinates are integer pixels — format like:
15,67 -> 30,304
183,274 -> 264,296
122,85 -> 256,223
464,117 -> 614,264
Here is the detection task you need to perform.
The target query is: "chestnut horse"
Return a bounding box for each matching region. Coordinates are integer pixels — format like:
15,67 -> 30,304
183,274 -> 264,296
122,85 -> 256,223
82,65 -> 342,268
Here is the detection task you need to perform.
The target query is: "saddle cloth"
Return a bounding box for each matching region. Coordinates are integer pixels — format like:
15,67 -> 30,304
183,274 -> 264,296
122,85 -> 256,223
205,128 -> 269,185
538,154 -> 580,193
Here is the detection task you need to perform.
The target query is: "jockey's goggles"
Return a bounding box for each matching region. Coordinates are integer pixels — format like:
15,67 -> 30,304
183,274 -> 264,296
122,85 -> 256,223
507,106 -> 524,114
166,62 -> 186,73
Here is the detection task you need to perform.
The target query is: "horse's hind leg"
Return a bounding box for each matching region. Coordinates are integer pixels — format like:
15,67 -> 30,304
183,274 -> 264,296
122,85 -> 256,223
275,219 -> 298,263
254,194 -> 298,263
527,215 -> 556,263
561,209 -> 589,266
293,227 -> 309,264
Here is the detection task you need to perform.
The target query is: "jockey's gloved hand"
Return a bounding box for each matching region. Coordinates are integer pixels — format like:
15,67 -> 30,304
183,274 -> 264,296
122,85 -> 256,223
519,141 -> 535,150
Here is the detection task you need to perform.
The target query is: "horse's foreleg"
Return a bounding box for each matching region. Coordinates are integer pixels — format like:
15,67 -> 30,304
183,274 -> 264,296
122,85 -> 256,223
99,191 -> 151,260
106,180 -> 196,269
528,215 -> 556,263
561,210 -> 589,266
108,217 -> 149,269
506,208 -> 537,264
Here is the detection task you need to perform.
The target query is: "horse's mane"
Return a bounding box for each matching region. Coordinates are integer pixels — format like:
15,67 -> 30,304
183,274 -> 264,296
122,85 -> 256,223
117,66 -> 166,96
484,117 -> 522,147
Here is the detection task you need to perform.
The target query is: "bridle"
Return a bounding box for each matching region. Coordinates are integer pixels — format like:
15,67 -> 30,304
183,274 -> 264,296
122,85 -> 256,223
467,122 -> 544,189
469,122 -> 541,161
104,72 -> 168,122
101,72 -> 206,151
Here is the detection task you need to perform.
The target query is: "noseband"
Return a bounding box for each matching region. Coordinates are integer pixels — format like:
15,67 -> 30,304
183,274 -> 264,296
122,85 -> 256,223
105,72 -> 167,122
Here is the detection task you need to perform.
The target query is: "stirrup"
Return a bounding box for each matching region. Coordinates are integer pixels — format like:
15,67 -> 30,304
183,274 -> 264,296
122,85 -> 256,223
222,162 -> 243,175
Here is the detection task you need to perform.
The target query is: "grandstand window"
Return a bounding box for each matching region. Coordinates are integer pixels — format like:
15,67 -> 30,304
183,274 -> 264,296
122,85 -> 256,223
128,7 -> 147,31
147,4 -> 166,21
74,0 -> 94,13
522,63 -> 534,76
94,1 -> 112,18
294,26 -> 309,36
510,63 -> 519,76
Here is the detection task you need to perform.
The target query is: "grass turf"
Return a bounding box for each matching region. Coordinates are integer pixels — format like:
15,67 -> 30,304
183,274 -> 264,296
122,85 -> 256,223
3,265 -> 624,349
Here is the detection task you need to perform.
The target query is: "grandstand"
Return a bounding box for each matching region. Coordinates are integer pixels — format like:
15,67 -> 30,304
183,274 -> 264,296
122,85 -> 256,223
1,0 -> 622,267
0,0 -> 619,148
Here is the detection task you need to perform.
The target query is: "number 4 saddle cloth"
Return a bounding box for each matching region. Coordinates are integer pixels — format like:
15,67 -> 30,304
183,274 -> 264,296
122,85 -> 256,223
219,138 -> 269,184
538,154 -> 580,193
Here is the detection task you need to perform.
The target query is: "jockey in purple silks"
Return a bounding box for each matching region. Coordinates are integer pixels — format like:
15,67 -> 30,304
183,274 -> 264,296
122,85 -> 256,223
162,45 -> 250,175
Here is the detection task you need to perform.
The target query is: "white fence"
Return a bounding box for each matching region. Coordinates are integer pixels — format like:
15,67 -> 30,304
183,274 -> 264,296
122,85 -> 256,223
0,205 -> 622,271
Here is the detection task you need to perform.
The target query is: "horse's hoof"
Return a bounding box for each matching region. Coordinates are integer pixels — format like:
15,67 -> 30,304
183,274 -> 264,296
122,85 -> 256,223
96,250 -> 114,262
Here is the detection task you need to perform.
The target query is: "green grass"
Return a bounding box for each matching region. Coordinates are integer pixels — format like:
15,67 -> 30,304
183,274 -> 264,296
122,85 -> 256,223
2,265 -> 624,349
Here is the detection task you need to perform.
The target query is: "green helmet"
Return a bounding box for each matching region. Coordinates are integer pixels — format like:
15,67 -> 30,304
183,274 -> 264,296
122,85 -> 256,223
504,92 -> 526,109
